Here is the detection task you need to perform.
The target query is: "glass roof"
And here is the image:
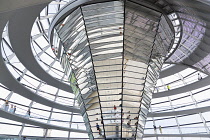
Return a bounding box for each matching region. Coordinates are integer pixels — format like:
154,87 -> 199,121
0,0 -> 210,140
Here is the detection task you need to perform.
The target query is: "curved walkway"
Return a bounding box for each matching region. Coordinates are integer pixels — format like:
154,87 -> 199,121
148,105 -> 210,117
0,108 -> 86,133
7,2 -> 73,93
143,133 -> 210,138
159,64 -> 186,79
162,1 -> 210,76
153,76 -> 210,98
0,48 -> 80,113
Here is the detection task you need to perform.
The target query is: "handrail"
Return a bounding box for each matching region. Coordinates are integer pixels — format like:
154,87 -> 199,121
0,105 -> 87,133
0,102 -> 84,126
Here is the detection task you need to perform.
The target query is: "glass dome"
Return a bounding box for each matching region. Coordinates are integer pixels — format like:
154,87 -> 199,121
0,0 -> 210,140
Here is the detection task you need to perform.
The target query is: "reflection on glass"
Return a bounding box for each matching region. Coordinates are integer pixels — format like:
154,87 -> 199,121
52,1 -> 174,139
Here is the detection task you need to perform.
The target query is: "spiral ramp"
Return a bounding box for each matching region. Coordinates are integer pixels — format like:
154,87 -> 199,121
0,0 -> 210,139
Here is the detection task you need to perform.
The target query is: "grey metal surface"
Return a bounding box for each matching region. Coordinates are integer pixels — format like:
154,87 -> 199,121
159,64 -> 186,78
